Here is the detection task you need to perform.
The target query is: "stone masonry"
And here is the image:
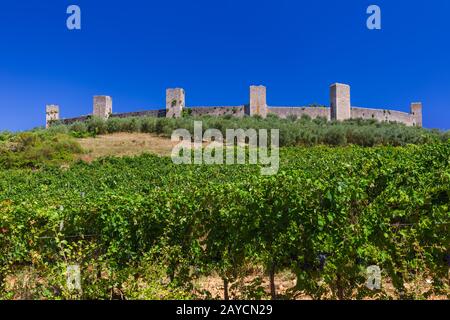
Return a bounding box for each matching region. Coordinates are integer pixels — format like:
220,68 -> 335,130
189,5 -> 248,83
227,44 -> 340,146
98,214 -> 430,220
46,83 -> 424,128
166,88 -> 185,118
410,102 -> 423,127
330,83 -> 351,121
45,105 -> 60,128
248,85 -> 268,118
93,96 -> 113,119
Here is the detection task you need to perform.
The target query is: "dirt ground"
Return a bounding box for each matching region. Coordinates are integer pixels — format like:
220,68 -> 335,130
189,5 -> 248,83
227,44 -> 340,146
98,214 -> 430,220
4,267 -> 448,300
193,269 -> 306,300
193,270 -> 449,300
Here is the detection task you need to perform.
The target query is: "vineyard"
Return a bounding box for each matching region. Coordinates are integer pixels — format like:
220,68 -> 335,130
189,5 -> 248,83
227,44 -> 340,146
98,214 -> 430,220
0,136 -> 449,299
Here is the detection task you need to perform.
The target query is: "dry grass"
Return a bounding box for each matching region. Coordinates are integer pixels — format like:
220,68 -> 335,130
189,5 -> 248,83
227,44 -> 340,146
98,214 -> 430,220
77,132 -> 219,162
77,133 -> 177,162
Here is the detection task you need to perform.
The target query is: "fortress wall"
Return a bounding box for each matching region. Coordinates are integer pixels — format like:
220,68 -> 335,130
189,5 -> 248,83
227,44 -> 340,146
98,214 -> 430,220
351,107 -> 415,126
60,110 -> 167,124
47,84 -> 424,128
189,106 -> 245,117
56,106 -> 417,127
60,115 -> 90,125
110,109 -> 166,118
269,107 -> 331,120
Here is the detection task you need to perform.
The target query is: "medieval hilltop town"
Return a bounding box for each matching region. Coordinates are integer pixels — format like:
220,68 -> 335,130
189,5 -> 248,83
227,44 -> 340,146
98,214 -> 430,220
45,83 -> 423,128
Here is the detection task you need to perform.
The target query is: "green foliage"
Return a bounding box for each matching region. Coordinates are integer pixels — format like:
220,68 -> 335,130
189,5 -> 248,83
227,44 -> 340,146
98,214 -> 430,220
59,115 -> 449,147
266,113 -> 279,120
86,117 -> 108,135
286,114 -> 298,122
68,122 -> 89,138
182,108 -> 193,117
140,117 -> 158,133
0,142 -> 449,299
0,131 -> 83,169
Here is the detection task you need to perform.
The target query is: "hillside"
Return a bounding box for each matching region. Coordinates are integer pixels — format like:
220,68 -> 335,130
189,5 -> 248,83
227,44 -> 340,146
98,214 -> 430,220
0,119 -> 449,300
55,115 -> 449,147
1,141 -> 449,300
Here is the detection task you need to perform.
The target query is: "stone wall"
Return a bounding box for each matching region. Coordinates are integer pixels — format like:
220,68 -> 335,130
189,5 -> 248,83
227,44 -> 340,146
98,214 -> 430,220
110,109 -> 166,118
269,106 -> 330,120
351,107 -> 416,126
60,115 -> 90,125
189,106 -> 245,117
46,83 -> 424,128
64,105 -> 415,127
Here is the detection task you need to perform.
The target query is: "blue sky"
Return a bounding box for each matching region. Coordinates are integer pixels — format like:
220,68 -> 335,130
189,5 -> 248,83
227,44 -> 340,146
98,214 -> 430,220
0,0 -> 449,131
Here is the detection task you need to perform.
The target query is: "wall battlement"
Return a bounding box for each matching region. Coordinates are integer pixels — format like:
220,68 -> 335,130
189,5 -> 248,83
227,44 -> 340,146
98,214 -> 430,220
46,83 -> 423,128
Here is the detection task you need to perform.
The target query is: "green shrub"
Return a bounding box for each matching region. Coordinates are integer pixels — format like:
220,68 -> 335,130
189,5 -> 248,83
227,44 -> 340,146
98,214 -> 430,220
52,115 -> 449,148
0,132 -> 83,169
324,126 -> 347,146
141,117 -> 157,133
86,117 -> 108,135
69,122 -> 89,138
123,118 -> 141,133
106,118 -> 122,133
300,114 -> 312,122
47,125 -> 69,135
182,108 -> 193,117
